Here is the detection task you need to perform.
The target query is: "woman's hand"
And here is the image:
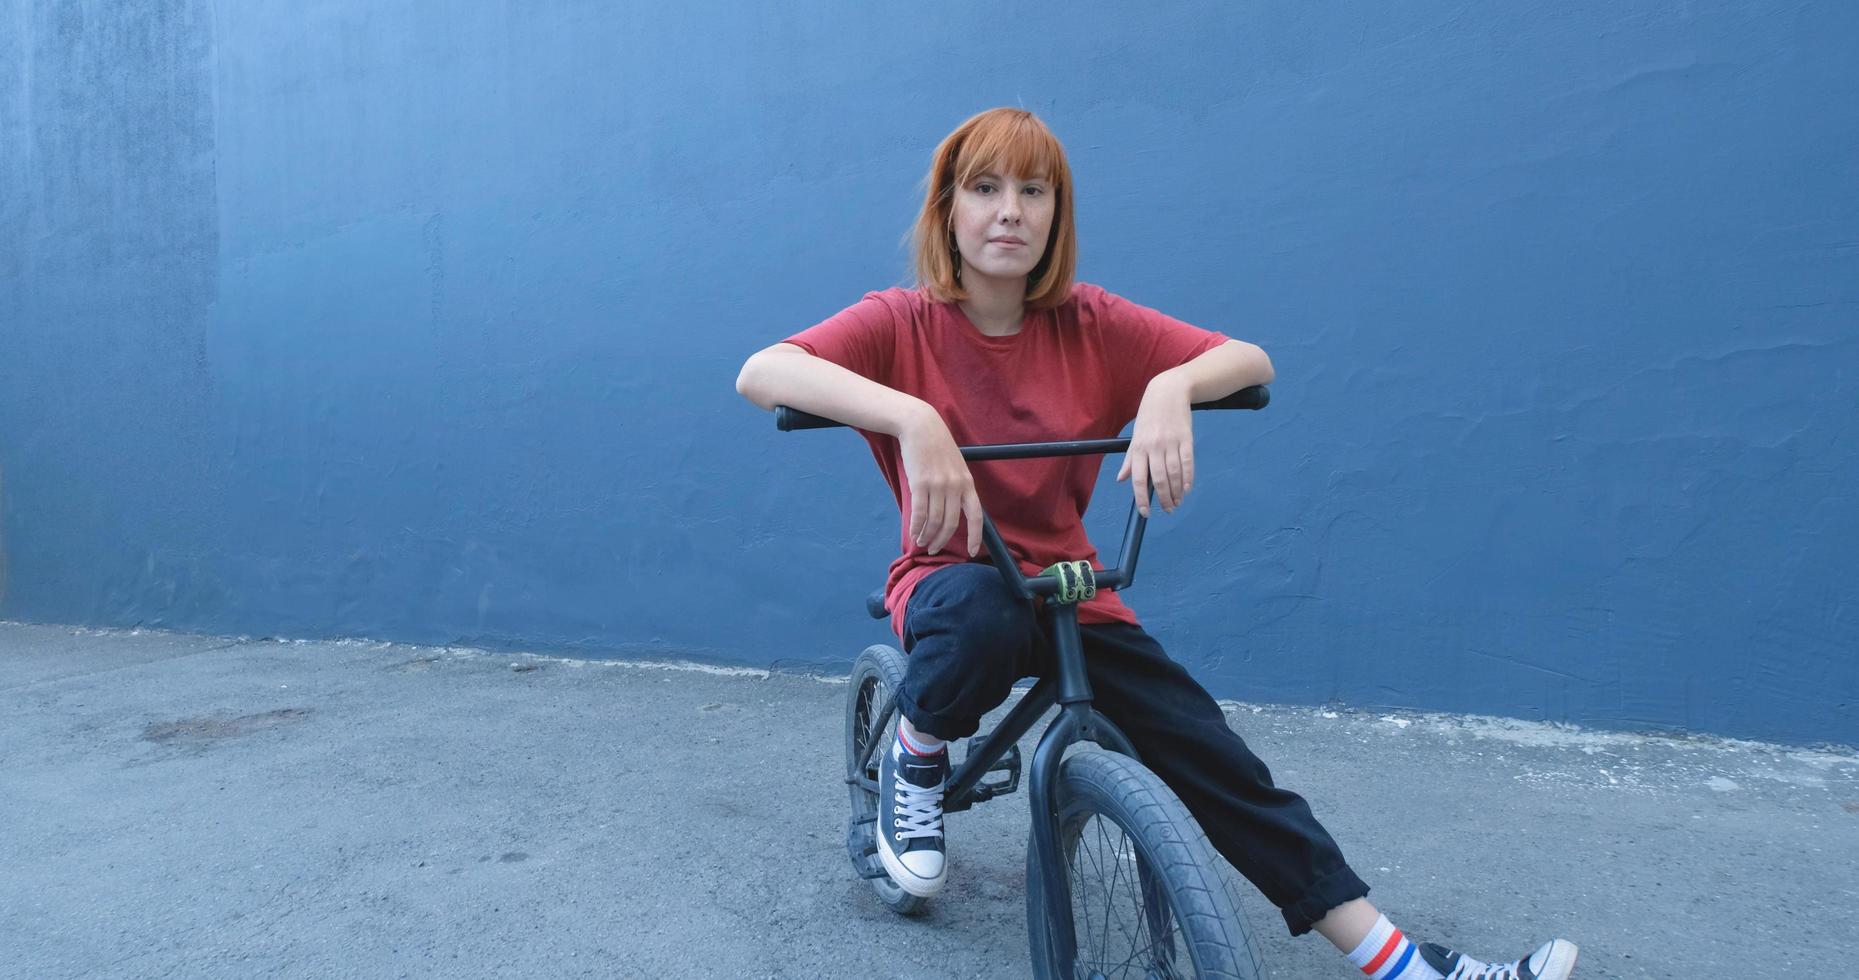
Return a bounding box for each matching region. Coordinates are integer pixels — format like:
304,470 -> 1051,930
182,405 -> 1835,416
1118,372 -> 1195,517
898,406 -> 983,557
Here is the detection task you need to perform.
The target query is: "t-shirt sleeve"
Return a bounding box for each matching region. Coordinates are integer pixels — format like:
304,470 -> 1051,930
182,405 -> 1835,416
1088,287 -> 1232,426
780,291 -> 900,385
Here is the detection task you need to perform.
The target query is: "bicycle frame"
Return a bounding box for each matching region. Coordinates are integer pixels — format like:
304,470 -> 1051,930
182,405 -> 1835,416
788,385 -> 1269,976
839,436 -> 1176,973
842,431 -> 1157,805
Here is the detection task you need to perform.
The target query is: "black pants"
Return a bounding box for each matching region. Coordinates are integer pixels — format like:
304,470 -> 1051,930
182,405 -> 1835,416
895,562 -> 1370,936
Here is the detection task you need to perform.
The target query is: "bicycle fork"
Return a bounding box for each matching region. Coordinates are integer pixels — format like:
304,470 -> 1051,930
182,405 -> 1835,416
1029,600 -> 1143,977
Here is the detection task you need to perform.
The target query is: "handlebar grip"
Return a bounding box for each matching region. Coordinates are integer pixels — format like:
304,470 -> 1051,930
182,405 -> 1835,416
774,406 -> 845,431
1191,385 -> 1270,412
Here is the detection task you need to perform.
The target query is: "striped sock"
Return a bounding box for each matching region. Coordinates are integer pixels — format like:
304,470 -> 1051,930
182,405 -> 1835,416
896,723 -> 946,757
1347,915 -> 1441,980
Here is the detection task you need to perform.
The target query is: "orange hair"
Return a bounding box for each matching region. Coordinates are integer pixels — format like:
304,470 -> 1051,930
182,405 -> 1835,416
911,108 -> 1077,310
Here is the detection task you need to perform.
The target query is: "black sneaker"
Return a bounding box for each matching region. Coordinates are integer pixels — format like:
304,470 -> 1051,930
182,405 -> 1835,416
874,736 -> 949,897
1418,939 -> 1579,980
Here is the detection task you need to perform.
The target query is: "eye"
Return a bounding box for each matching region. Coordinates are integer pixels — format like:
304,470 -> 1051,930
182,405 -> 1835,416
1023,185 -> 1045,197
974,181 -> 996,194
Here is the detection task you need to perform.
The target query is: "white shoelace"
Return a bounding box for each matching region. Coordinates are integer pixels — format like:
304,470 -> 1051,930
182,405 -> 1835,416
892,777 -> 946,840
1447,958 -> 1523,980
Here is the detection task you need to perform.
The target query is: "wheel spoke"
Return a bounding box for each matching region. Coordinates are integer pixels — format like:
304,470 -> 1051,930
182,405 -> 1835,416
1138,860 -> 1174,975
1063,808 -> 1197,979
1097,817 -> 1121,968
1114,824 -> 1147,971
1069,819 -> 1095,970
1071,815 -> 1156,978
1075,817 -> 1108,970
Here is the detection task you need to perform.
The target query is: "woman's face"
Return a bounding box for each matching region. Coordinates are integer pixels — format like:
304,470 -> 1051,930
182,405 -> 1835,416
949,169 -> 1055,285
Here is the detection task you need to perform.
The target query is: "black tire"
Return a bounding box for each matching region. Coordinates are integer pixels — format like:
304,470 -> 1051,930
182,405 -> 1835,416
845,643 -> 928,916
1027,749 -> 1262,979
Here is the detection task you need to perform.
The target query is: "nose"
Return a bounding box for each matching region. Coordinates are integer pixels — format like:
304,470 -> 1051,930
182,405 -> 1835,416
998,190 -> 1022,224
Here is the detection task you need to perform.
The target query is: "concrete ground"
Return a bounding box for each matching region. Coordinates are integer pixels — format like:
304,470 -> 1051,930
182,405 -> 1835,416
2,621 -> 1855,979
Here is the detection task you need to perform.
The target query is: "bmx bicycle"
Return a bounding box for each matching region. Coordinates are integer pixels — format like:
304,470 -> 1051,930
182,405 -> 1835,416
775,385 -> 1271,980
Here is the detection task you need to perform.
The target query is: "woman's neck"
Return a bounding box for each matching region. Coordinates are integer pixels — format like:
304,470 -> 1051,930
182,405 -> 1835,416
957,274 -> 1027,336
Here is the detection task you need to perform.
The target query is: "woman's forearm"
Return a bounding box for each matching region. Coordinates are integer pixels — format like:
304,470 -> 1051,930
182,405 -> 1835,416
735,343 -> 934,438
1152,340 -> 1275,403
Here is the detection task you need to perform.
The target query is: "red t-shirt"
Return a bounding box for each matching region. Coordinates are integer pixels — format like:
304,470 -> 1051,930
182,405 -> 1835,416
783,283 -> 1229,637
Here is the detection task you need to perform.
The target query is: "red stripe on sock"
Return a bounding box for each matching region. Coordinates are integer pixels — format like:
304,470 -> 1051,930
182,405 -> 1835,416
1363,930 -> 1404,975
898,728 -> 942,756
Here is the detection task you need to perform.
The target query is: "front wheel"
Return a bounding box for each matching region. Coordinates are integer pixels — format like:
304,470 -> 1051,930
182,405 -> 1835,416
1027,749 -> 1262,979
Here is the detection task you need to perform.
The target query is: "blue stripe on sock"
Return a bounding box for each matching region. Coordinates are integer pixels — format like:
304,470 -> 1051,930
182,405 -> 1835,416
1383,944 -> 1416,979
898,728 -> 942,756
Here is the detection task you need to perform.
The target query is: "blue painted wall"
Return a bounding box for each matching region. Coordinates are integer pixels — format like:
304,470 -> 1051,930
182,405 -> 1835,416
3,1 -> 1855,745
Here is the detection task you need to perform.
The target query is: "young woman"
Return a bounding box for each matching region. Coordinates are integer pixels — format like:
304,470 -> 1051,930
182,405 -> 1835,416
736,108 -> 1578,980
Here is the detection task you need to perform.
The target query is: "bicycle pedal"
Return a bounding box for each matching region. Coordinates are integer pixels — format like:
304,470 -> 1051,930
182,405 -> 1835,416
976,743 -> 1022,796
844,816 -> 890,880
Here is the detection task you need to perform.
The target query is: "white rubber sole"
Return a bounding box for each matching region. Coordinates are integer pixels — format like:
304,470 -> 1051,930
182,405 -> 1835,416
1537,939 -> 1580,980
875,830 -> 947,898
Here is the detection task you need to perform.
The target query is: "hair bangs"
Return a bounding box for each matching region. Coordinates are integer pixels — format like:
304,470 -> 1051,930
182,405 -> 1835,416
952,113 -> 1064,188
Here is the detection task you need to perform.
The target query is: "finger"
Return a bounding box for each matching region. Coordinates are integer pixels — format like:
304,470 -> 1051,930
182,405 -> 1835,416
1181,443 -> 1195,499
909,487 -> 928,546
962,489 -> 983,557
920,489 -> 946,554
1163,445 -> 1185,511
1144,453 -> 1160,516
1116,455 -> 1130,482
1145,451 -> 1161,515
1149,448 -> 1173,512
928,488 -> 962,555
917,486 -> 944,552
941,489 -> 965,554
1129,454 -> 1151,517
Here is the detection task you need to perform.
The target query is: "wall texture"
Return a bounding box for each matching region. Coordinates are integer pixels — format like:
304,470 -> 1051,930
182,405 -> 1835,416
3,1 -> 1855,745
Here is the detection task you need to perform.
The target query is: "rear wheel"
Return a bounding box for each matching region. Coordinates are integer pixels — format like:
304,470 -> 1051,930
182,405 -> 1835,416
1027,749 -> 1262,979
845,643 -> 927,915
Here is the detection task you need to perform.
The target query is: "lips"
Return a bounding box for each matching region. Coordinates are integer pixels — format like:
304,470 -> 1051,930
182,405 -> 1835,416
989,236 -> 1027,247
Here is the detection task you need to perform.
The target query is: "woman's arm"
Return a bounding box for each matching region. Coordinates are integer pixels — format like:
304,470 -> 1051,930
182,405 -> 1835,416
735,344 -> 983,557
1153,339 -> 1275,402
1117,340 -> 1275,516
736,343 -> 928,434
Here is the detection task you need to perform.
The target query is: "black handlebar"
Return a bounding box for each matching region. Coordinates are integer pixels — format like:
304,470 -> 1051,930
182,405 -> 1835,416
771,384 -> 1270,606
774,384 -> 1269,432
